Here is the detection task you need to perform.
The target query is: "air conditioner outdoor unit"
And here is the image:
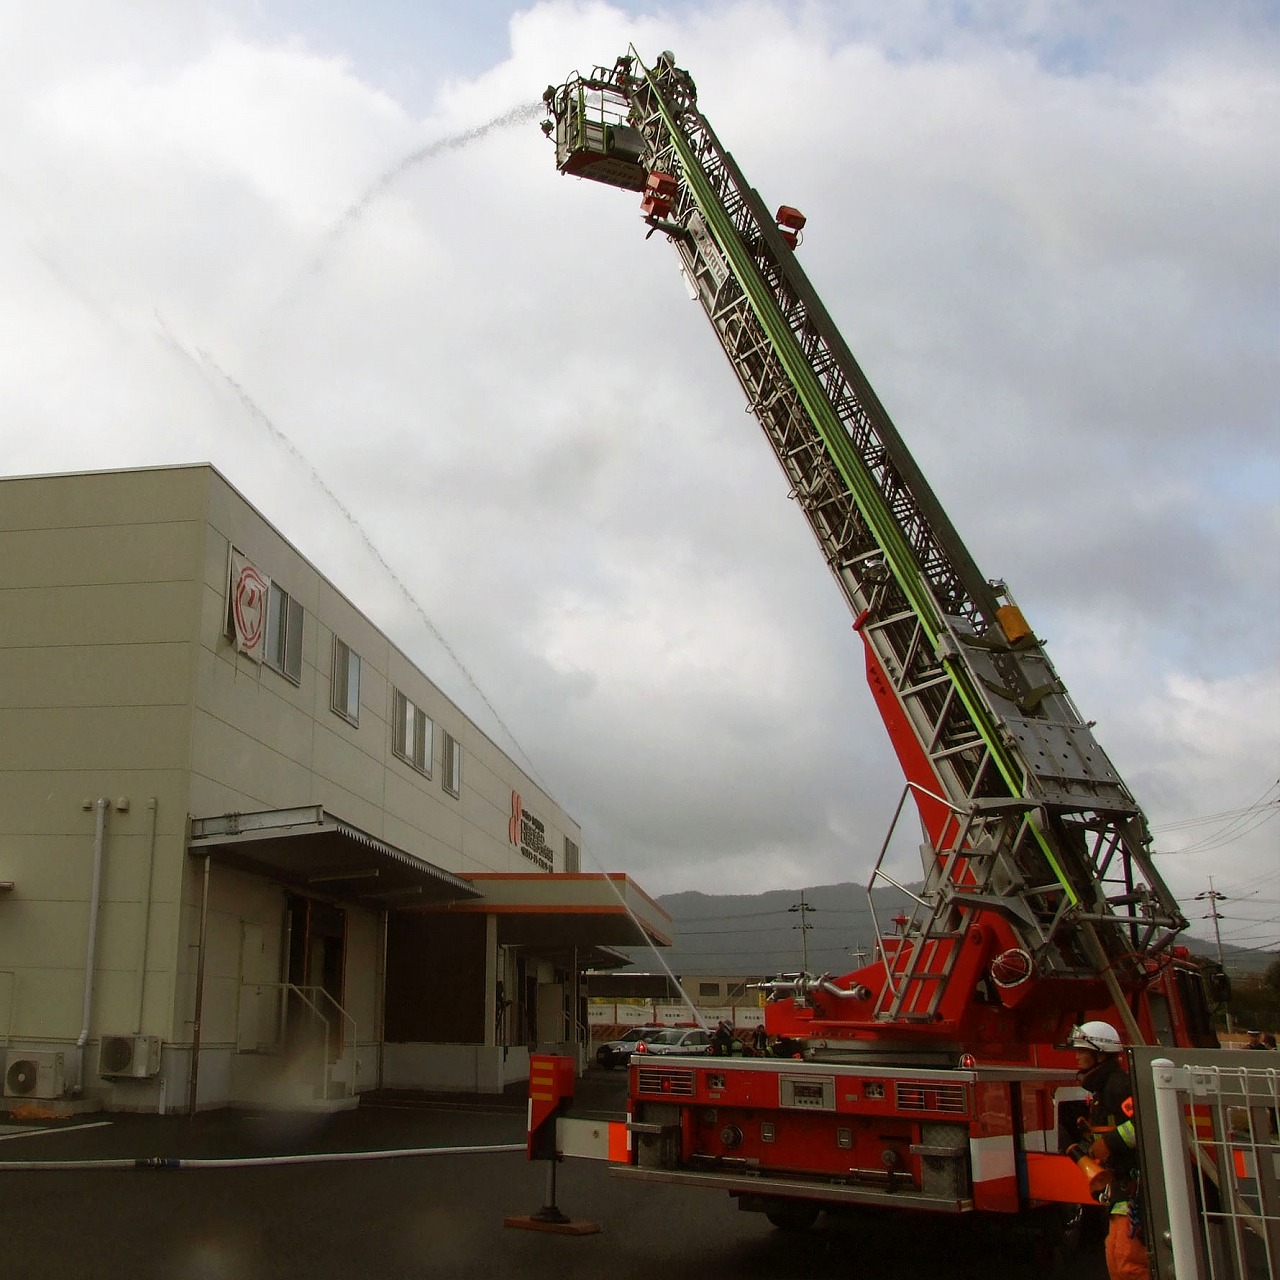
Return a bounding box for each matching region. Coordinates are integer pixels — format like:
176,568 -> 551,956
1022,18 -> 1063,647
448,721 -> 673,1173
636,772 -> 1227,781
4,1051 -> 68,1100
98,1034 -> 162,1079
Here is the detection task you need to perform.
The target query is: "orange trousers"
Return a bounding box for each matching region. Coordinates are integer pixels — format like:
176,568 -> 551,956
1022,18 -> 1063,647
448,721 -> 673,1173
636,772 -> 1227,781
1105,1211 -> 1149,1280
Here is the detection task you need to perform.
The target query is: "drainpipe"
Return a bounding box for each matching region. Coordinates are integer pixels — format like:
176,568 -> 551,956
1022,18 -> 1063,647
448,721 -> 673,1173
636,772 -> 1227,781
279,898 -> 293,1047
376,908 -> 388,1090
571,946 -> 579,1060
134,799 -> 158,1033
73,798 -> 111,1094
187,853 -> 212,1116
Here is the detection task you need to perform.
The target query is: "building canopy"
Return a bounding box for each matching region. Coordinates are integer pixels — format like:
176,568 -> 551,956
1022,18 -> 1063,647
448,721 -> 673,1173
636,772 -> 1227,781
188,811 -> 671,970
188,806 -> 480,906
411,872 -> 673,969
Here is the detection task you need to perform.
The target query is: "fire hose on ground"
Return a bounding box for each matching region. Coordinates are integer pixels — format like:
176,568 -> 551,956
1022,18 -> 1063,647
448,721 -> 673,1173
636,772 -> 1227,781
0,1141 -> 526,1172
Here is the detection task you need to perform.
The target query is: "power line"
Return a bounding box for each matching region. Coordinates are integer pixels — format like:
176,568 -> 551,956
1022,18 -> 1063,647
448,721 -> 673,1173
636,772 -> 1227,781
668,908 -> 787,925
1210,939 -> 1280,957
669,903 -> 881,926
1213,857 -> 1280,895
1156,808 -> 1278,856
1218,920 -> 1280,940
1159,781 -> 1280,857
1152,788 -> 1280,833
1197,921 -> 1280,941
1156,810 -> 1245,833
668,951 -> 863,963
673,921 -> 868,937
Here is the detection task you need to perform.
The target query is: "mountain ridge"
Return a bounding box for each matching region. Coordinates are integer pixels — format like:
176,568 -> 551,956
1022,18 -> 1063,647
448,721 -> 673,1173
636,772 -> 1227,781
625,881 -> 1267,976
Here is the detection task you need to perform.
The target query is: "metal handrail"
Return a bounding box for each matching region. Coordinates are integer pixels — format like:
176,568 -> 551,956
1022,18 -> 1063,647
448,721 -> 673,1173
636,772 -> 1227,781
866,783 -> 969,1004
304,985 -> 358,1098
240,982 -> 357,1100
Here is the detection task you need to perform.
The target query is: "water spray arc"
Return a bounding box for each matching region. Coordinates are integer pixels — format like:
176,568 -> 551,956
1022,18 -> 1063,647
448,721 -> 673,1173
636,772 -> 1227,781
197,337 -> 707,1027
152,95 -> 704,1033
307,101 -> 543,277
153,311 -> 547,792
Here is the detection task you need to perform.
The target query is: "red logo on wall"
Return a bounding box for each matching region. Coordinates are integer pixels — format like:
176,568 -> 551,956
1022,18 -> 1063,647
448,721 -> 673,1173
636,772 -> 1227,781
229,550 -> 269,661
510,791 -> 551,871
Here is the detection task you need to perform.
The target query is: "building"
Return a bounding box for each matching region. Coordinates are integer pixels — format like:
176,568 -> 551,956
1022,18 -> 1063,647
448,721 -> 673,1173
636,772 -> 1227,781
0,465 -> 669,1111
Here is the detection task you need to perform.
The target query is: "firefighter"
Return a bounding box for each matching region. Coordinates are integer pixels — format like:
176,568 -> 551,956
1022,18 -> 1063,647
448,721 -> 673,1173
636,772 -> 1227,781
711,1019 -> 734,1057
1067,1021 -> 1148,1280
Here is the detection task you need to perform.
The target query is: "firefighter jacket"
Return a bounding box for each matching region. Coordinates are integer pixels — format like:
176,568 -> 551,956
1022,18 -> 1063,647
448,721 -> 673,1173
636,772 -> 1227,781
1081,1056 -> 1140,1213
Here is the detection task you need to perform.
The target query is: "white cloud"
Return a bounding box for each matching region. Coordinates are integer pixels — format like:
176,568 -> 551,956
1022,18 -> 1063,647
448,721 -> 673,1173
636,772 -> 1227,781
1,1 -> 1276,944
1128,667 -> 1280,948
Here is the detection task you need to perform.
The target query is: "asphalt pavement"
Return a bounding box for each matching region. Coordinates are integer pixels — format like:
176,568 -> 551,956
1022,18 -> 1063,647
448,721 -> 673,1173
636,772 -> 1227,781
0,1068 -> 1107,1280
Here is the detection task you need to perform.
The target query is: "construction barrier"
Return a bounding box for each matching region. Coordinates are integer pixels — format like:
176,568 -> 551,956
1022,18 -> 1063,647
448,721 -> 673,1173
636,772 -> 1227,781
587,1002 -> 763,1031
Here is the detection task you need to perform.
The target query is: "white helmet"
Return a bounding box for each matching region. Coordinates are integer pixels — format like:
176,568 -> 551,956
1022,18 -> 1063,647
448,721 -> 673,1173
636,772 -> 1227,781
1068,1021 -> 1124,1053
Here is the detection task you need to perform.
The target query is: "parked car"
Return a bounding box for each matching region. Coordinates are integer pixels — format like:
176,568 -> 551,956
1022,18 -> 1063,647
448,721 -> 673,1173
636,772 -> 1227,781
640,1027 -> 713,1057
595,1026 -> 665,1069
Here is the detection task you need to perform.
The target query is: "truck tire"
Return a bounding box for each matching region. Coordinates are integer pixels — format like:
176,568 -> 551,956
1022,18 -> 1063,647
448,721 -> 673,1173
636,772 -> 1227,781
764,1200 -> 819,1231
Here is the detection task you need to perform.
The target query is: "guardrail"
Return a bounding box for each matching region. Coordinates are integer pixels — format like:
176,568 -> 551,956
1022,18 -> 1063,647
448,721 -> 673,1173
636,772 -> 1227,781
1132,1046 -> 1278,1279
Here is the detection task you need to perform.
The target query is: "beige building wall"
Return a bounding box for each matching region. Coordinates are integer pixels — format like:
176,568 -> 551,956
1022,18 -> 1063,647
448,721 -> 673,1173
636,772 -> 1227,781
0,464 -> 585,1108
188,466 -> 578,870
0,467 -> 205,1067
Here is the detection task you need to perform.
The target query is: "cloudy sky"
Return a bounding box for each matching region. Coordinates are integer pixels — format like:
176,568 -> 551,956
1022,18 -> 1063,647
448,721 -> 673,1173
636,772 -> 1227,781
4,1 -> 1277,950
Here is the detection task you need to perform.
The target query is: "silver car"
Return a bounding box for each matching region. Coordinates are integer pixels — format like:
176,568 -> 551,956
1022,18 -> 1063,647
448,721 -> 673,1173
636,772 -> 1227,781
595,1026 -> 665,1069
640,1027 -> 713,1057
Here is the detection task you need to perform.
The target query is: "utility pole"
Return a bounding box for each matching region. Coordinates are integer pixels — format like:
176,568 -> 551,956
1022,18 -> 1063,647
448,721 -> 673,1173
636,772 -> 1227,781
1195,879 -> 1232,1034
788,891 -> 816,974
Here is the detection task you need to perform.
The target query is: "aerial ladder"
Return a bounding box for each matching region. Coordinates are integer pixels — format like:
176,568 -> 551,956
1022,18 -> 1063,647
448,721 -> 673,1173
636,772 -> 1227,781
539,50 -> 1215,1228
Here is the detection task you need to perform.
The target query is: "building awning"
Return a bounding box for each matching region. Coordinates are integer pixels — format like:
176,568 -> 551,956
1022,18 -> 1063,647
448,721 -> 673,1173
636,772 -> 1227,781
415,872 -> 673,961
187,806 -> 480,906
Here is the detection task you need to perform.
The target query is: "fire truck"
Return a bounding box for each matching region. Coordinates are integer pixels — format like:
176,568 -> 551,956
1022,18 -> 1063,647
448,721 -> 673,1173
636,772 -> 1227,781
538,50 -> 1217,1232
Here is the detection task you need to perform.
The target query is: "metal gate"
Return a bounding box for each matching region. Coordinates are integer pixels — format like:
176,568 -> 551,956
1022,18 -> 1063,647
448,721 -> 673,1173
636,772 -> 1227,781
1131,1046 -> 1279,1279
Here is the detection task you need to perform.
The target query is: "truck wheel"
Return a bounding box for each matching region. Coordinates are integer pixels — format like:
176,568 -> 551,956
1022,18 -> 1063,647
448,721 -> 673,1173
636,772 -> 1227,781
764,1201 -> 819,1231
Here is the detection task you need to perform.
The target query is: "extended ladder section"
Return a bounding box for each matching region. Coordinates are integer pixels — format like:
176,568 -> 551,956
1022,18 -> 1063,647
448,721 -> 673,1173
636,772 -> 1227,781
544,53 -> 1187,1015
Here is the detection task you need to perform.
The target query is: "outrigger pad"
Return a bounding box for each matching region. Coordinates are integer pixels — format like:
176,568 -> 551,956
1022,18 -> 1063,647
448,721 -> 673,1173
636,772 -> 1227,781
503,1214 -> 601,1236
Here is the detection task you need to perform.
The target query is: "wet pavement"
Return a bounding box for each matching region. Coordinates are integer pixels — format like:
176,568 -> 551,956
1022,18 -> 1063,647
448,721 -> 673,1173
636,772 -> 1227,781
0,1069 -> 1107,1279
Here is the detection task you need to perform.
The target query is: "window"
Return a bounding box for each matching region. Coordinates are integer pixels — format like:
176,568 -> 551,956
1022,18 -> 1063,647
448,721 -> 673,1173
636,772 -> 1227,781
331,637 -> 361,724
392,689 -> 432,775
564,838 -> 580,873
698,982 -> 721,999
265,582 -> 303,683
442,730 -> 461,797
